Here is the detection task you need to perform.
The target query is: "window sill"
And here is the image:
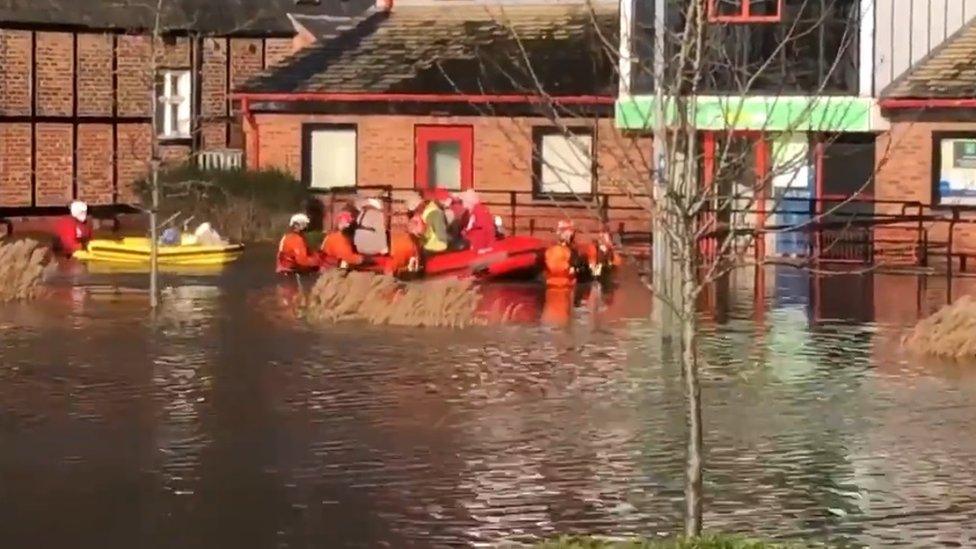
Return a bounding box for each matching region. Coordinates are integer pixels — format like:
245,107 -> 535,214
308,186 -> 359,195
158,136 -> 192,145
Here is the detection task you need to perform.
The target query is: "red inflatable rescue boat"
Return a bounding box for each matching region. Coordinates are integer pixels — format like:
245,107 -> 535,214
370,235 -> 545,280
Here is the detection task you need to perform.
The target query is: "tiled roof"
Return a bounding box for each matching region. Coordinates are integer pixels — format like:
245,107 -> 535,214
238,1 -> 618,96
884,17 -> 976,98
0,0 -> 373,35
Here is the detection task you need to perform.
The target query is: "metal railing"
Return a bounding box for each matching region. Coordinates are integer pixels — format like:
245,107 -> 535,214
197,149 -> 244,171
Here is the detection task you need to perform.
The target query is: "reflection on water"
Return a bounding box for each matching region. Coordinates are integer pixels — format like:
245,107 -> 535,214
3,253 -> 976,547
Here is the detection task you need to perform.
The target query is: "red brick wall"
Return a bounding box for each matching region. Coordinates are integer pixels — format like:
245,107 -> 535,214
264,38 -> 294,67
0,27 -> 303,210
77,124 -> 114,205
77,34 -> 114,116
116,34 -> 152,118
249,113 -> 652,232
34,123 -> 73,206
0,124 -> 32,206
201,37 -> 229,150
875,120 -> 976,256
117,124 -> 152,202
35,32 -> 74,116
0,30 -> 31,115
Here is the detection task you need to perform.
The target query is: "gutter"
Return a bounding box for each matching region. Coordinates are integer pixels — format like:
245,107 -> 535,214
879,98 -> 976,109
231,92 -> 617,105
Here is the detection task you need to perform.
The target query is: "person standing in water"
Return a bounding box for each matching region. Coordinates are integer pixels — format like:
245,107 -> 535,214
52,201 -> 93,257
276,213 -> 320,274
542,220 -> 580,327
321,210 -> 367,269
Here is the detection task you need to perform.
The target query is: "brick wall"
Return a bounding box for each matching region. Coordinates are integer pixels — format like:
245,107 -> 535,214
249,112 -> 652,232
0,26 -> 293,210
0,124 -> 31,206
876,119 -> 976,257
34,123 -> 73,206
77,34 -> 114,116
77,124 -> 114,205
35,32 -> 74,116
0,30 -> 31,115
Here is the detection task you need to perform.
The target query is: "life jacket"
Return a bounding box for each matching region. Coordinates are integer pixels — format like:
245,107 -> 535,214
422,201 -> 448,252
545,243 -> 576,288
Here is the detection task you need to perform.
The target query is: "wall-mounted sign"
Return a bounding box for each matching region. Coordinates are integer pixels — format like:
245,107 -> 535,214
937,136 -> 976,206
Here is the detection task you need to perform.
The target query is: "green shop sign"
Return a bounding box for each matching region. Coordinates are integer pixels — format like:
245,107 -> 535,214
615,95 -> 874,132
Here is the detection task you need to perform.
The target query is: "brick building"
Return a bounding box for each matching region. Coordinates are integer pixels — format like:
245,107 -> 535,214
877,17 -> 976,260
0,0 -> 370,216
234,0 -> 651,235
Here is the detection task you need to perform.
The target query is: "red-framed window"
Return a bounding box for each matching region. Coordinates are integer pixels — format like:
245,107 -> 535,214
414,125 -> 474,191
708,0 -> 782,23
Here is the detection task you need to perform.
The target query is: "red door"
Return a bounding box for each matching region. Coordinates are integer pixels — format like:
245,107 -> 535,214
414,125 -> 473,192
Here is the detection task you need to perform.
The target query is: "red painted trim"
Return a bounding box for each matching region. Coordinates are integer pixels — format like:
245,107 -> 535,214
232,92 -> 616,106
414,125 -> 474,191
708,0 -> 782,23
755,135 -> 769,261
702,132 -> 717,259
880,98 -> 976,109
814,139 -> 825,260
241,97 -> 260,169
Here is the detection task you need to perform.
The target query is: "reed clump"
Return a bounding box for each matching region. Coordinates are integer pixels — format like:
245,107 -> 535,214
903,295 -> 976,360
0,239 -> 50,302
305,270 -> 483,328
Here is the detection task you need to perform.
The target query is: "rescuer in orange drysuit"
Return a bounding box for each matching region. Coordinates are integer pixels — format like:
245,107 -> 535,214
583,226 -> 623,279
545,220 -> 580,288
321,210 -> 367,269
276,213 -> 320,274
542,220 -> 581,326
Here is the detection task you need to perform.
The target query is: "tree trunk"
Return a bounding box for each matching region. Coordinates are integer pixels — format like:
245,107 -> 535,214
680,231 -> 703,537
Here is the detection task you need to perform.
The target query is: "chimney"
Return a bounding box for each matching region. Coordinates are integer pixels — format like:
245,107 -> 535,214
376,0 -> 393,12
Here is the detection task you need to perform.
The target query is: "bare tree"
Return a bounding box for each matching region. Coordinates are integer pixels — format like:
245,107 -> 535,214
467,0 -> 890,537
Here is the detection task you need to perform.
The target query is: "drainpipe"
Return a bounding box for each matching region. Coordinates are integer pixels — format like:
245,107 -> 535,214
241,97 -> 260,169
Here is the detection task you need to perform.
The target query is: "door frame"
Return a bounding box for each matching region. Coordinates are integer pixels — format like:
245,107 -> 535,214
700,130 -> 771,259
414,125 -> 474,191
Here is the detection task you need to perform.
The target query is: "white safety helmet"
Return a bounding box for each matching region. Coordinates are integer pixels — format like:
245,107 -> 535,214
289,213 -> 311,229
70,200 -> 88,223
365,198 -> 383,210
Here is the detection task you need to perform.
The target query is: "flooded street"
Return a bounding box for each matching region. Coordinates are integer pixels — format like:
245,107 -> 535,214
3,250 -> 976,548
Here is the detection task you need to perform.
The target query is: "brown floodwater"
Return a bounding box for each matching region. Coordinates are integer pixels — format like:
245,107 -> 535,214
2,248 -> 976,548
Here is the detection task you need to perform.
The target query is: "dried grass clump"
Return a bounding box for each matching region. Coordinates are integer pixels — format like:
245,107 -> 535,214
0,239 -> 50,302
903,295 -> 976,360
305,270 -> 484,328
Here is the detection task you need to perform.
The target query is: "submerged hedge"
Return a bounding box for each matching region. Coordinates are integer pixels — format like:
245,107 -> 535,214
136,166 -> 312,243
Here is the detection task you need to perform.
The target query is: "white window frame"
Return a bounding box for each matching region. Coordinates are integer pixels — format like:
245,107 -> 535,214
535,128 -> 595,197
156,69 -> 192,139
305,125 -> 358,190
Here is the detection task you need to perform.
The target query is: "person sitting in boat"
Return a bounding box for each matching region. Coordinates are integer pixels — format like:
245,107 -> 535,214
52,200 -> 93,257
460,189 -> 496,252
276,213 -> 320,274
545,220 -> 580,289
585,226 -> 623,278
438,191 -> 467,244
418,193 -> 451,254
353,197 -> 388,256
321,210 -> 367,269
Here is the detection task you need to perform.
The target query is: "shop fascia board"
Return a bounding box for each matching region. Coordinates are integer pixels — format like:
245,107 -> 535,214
615,95 -> 877,132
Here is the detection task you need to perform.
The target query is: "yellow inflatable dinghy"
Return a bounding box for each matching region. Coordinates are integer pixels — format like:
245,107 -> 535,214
74,236 -> 244,267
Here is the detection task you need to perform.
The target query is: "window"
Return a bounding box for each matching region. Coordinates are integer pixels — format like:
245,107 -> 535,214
155,69 -> 191,139
708,0 -> 782,23
414,126 -> 473,191
933,133 -> 976,207
534,128 -> 595,197
303,124 -> 357,190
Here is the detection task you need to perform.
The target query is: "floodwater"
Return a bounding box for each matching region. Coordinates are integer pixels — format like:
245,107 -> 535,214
3,249 -> 976,548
